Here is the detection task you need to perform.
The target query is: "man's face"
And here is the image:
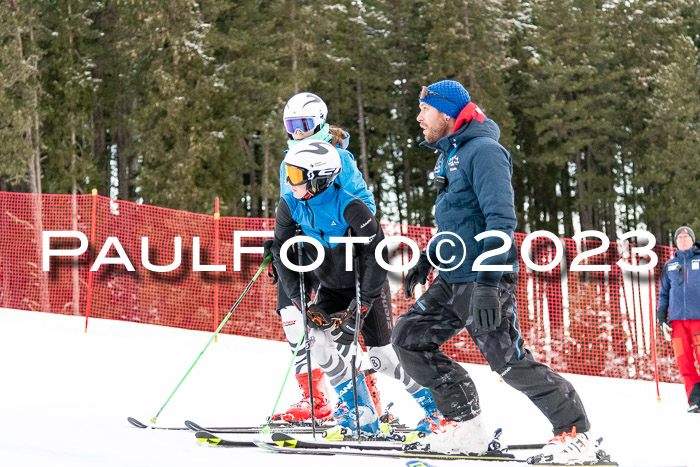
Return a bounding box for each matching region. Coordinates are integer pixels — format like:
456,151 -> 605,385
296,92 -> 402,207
417,103 -> 451,143
676,232 -> 693,251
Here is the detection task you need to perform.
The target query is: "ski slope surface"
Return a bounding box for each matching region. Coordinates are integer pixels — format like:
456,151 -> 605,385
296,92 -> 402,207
0,308 -> 697,467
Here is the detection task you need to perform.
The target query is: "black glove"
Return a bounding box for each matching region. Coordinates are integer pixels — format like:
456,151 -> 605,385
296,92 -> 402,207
305,303 -> 334,330
470,284 -> 501,332
330,298 -> 372,345
262,239 -> 273,260
330,321 -> 355,345
261,239 -> 278,284
404,253 -> 433,299
657,308 -> 672,341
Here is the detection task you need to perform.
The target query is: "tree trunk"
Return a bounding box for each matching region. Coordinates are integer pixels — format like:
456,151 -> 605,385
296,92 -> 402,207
116,96 -> 130,201
240,137 -> 258,216
576,152 -> 593,231
67,0 -> 81,316
262,140 -> 271,219
290,7 -> 298,93
71,127 -> 81,316
355,77 -> 370,183
16,9 -> 50,314
561,166 -> 573,238
463,2 -> 473,88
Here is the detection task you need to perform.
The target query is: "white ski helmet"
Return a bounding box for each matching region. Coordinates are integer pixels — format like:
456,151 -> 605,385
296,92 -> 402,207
284,140 -> 341,196
283,92 -> 328,135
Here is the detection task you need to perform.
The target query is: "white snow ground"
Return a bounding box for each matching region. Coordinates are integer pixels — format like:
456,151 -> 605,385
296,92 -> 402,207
0,308 -> 697,467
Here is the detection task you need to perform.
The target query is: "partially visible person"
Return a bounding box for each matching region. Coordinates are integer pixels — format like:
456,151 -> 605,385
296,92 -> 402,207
657,225 -> 700,413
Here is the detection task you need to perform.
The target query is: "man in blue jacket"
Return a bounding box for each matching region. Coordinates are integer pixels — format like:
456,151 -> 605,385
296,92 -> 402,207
657,226 -> 700,413
392,80 -> 593,462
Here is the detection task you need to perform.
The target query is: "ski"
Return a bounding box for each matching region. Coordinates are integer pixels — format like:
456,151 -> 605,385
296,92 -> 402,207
270,432 -> 407,451
252,437 -> 523,461
271,432 -> 545,452
406,460 -> 686,467
253,438 -> 629,465
127,417 -> 189,430
127,416 -> 338,434
489,428 -> 546,451
194,430 -> 401,449
183,419 -> 335,434
195,431 -> 258,448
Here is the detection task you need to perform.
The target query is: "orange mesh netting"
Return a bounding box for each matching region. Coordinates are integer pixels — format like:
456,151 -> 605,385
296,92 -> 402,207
0,192 -> 678,383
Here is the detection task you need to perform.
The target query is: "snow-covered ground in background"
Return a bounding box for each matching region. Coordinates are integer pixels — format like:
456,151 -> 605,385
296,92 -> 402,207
0,308 -> 697,467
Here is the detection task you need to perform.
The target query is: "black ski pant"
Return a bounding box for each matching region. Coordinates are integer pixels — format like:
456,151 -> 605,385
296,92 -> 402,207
392,273 -> 590,434
275,246 -> 320,313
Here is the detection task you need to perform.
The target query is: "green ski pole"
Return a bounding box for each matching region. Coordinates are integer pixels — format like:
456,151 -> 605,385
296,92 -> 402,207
149,256 -> 271,424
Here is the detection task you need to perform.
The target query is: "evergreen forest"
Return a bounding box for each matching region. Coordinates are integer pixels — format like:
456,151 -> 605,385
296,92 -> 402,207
1,0 -> 699,243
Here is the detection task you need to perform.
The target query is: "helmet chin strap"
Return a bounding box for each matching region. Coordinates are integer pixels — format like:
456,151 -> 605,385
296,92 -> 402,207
302,182 -> 315,200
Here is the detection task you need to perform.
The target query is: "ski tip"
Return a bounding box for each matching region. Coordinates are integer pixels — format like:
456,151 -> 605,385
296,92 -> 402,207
184,420 -> 205,432
127,417 -> 148,429
270,432 -> 298,448
194,430 -> 220,445
252,439 -> 275,451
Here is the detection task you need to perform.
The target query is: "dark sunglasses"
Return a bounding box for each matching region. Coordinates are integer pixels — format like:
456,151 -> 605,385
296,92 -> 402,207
420,86 -> 455,104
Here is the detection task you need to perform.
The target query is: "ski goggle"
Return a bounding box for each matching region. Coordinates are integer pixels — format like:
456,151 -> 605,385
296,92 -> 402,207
419,86 -> 455,104
284,117 -> 316,134
285,164 -> 308,186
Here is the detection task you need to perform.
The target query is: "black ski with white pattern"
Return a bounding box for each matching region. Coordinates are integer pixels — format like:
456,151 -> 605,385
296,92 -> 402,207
272,432 -> 545,452
252,438 -> 522,461
127,416 -> 334,434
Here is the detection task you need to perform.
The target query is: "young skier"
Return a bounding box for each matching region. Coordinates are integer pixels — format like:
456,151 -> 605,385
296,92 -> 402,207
264,92 -> 380,423
270,140 -> 441,439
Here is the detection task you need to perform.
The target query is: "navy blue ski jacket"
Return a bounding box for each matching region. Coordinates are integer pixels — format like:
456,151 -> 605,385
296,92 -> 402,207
420,107 -> 519,286
657,243 -> 700,322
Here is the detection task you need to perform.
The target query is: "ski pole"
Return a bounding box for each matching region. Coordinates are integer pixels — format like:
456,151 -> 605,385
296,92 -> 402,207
350,240 -> 365,443
149,256 -> 271,425
297,236 -> 318,439
262,327 -> 305,434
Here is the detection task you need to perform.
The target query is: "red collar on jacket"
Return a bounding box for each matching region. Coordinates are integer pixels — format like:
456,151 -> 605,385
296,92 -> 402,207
452,102 -> 486,133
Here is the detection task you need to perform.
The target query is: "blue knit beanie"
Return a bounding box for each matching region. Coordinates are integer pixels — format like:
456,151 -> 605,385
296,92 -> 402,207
420,80 -> 471,119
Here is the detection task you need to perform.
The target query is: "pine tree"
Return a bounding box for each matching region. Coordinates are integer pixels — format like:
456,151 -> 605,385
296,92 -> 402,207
39,0 -> 100,196
0,1 -> 49,312
638,33 -> 700,240
122,0 -> 222,212
515,0 -> 626,238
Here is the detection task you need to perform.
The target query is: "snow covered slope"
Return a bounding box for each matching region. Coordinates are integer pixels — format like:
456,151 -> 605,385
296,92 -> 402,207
0,308 -> 696,467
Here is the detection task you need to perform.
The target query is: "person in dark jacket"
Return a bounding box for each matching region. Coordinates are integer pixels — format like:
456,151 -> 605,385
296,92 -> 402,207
392,80 -> 594,462
271,140 -> 441,440
657,226 -> 700,413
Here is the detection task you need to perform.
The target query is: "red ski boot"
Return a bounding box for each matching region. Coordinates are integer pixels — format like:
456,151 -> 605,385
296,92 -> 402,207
272,368 -> 332,422
365,371 -> 386,419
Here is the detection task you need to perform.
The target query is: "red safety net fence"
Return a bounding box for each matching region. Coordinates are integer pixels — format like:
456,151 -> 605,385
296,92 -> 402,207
0,191 -> 679,383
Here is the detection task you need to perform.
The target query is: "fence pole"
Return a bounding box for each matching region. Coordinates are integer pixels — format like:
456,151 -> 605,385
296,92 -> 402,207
213,197 -> 220,342
84,189 -> 98,333
648,268 -> 661,401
